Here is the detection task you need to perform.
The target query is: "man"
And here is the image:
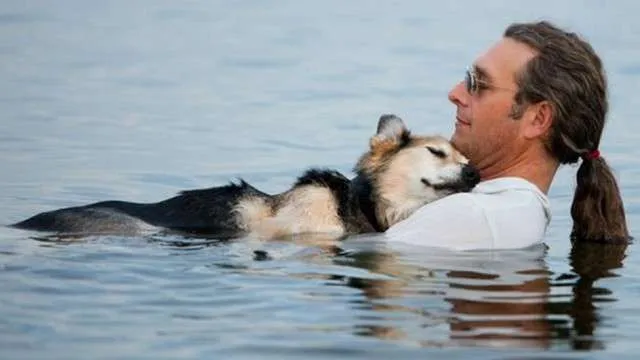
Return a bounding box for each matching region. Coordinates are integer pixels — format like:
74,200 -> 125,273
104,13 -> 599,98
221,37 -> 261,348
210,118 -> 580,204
386,21 -> 629,250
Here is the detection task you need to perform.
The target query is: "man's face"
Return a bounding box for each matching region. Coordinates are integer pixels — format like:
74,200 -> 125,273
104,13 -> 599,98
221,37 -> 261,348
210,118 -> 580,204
448,37 -> 538,174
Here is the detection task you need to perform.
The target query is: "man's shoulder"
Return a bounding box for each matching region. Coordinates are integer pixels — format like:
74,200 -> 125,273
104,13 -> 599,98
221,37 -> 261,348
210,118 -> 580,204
430,177 -> 543,206
473,177 -> 544,195
421,176 -> 550,221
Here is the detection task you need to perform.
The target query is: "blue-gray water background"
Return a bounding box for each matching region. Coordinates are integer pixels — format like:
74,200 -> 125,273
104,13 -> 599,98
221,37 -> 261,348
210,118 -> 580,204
1,1 -> 640,359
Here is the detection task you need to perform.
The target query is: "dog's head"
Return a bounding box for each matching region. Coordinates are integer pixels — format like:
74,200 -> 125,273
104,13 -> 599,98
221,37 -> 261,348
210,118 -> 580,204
355,114 -> 480,228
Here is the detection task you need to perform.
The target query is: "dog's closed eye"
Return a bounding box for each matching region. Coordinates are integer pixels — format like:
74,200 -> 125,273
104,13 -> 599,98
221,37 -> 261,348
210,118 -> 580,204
426,146 -> 446,159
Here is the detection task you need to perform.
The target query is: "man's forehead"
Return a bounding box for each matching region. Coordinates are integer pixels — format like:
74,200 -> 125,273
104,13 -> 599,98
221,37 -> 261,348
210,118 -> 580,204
473,37 -> 538,83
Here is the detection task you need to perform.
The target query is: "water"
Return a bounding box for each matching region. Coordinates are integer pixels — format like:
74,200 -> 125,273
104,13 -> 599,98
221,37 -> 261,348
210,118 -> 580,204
1,1 -> 639,358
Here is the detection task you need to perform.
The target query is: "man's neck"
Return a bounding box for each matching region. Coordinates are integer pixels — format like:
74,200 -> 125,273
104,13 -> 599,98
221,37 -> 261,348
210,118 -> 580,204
479,146 -> 559,194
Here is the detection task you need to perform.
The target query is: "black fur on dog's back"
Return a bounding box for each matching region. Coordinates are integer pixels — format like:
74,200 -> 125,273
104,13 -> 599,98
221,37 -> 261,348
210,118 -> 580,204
11,181 -> 271,236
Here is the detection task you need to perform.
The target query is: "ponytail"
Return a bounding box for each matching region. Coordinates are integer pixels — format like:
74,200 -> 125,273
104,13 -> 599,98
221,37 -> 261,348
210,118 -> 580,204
571,156 -> 629,243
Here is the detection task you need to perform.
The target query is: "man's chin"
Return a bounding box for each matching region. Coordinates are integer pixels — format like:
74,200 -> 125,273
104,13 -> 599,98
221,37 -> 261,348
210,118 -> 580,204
450,135 -> 472,158
450,132 -> 463,149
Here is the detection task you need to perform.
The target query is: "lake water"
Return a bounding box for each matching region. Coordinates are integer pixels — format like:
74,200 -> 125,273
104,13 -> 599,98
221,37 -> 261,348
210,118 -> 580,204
1,1 -> 639,359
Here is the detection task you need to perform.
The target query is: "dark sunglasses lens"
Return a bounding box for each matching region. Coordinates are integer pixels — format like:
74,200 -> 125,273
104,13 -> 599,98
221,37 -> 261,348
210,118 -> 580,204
465,70 -> 474,93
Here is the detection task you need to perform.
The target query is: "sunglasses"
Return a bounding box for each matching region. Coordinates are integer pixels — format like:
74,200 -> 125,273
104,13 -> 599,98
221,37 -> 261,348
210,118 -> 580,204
464,67 -> 515,95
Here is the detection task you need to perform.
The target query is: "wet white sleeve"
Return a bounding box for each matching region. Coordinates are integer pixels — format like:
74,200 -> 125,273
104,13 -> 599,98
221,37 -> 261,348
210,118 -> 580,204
384,193 -> 495,251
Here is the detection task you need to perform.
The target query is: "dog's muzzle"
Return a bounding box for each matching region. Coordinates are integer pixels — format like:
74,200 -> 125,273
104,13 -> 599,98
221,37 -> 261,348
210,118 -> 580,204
423,164 -> 480,193
461,164 -> 481,190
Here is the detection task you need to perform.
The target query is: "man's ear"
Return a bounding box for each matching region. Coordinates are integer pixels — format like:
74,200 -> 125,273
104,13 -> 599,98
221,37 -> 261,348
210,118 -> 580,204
522,101 -> 553,139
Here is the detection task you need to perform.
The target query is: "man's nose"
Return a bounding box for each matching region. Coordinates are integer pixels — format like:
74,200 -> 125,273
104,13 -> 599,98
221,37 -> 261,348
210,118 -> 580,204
448,81 -> 469,107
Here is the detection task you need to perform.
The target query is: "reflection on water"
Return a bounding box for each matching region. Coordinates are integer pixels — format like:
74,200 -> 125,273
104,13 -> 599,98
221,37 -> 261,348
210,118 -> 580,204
554,241 -> 628,350
328,238 -> 628,349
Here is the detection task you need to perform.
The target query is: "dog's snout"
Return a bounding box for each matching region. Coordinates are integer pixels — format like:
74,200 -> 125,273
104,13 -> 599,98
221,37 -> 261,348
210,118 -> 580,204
462,164 -> 480,187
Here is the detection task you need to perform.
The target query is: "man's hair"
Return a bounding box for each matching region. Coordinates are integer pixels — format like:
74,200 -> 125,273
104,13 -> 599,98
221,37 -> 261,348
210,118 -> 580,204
504,21 -> 629,242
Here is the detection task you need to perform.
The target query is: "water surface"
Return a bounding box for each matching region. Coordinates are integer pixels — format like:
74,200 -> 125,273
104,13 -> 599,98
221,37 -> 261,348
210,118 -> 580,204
1,1 -> 639,359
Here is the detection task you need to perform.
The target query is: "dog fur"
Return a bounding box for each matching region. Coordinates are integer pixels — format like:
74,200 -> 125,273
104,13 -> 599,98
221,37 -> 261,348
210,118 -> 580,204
11,115 -> 480,239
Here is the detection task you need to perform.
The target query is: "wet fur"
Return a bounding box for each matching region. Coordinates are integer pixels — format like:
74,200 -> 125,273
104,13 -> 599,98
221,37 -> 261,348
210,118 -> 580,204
11,115 -> 479,239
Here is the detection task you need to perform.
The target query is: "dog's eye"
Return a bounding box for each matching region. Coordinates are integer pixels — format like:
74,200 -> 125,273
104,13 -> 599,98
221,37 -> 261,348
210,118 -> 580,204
426,146 -> 446,158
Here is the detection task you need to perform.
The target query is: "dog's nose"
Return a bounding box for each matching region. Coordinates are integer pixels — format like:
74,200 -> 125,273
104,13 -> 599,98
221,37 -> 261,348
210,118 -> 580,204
462,164 -> 481,187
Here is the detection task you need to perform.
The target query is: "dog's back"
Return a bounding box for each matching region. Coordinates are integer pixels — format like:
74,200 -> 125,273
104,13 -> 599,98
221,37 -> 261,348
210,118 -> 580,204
12,181 -> 271,236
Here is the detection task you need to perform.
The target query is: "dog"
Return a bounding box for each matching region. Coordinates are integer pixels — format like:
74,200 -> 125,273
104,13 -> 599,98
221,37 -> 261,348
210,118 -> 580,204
10,115 -> 480,239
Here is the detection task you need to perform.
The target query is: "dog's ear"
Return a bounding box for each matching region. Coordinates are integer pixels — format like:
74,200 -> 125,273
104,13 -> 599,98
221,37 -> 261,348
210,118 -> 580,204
370,114 -> 410,149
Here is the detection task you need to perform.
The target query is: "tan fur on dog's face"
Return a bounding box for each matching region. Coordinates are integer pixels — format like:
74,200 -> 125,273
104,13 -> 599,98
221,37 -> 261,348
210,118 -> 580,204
356,115 -> 478,228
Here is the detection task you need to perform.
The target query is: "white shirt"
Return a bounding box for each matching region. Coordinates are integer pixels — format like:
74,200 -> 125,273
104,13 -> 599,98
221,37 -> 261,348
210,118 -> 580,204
385,177 -> 551,251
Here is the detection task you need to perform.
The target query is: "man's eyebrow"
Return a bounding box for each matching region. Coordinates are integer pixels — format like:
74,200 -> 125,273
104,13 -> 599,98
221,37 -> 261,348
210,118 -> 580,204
472,64 -> 493,83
